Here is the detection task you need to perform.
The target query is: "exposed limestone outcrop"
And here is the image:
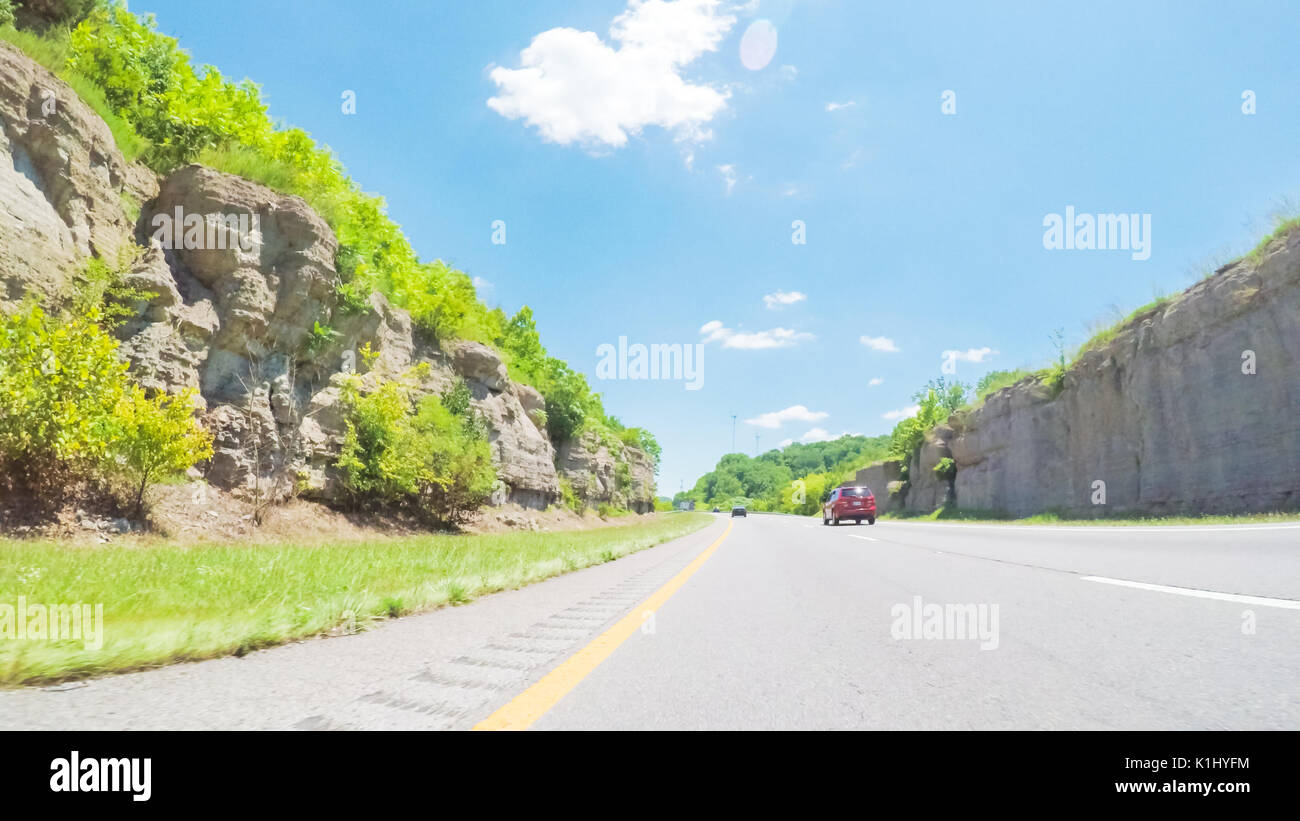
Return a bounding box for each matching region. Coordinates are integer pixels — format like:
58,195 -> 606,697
119,166 -> 574,508
0,42 -> 153,309
0,43 -> 659,517
449,340 -> 561,508
556,431 -> 655,513
940,228 -> 1300,516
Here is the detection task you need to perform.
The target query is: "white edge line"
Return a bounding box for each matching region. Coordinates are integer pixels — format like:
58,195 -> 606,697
847,535 -> 879,542
1081,576 -> 1300,609
879,521 -> 1300,534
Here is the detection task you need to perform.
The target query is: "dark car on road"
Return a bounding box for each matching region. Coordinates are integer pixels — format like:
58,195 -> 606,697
731,505 -> 747,517
823,486 -> 876,526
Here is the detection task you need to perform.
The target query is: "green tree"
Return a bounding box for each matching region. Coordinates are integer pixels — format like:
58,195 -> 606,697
111,385 -> 213,516
916,376 -> 970,415
0,304 -> 127,481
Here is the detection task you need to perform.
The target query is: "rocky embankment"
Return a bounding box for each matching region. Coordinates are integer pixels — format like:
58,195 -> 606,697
0,42 -> 655,521
854,227 -> 1300,517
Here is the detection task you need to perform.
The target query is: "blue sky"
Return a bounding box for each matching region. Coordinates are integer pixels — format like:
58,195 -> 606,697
138,0 -> 1300,497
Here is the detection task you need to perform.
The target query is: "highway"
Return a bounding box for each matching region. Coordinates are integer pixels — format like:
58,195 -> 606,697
2,513 -> 1297,730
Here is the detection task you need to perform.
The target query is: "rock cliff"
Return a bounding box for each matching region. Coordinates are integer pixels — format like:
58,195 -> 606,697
0,43 -> 654,517
939,228 -> 1300,516
0,42 -> 151,310
556,431 -> 656,514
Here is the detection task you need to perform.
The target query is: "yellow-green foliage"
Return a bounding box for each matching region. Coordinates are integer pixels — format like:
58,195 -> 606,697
557,476 -> 584,514
113,385 -> 212,513
0,303 -> 211,502
0,304 -> 125,471
336,368 -> 497,523
71,250 -> 154,328
0,23 -> 149,160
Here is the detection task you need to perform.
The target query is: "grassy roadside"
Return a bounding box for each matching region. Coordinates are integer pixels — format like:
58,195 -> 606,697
0,513 -> 712,686
878,508 -> 1300,526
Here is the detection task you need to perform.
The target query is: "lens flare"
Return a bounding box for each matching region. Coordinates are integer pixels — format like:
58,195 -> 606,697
739,19 -> 778,71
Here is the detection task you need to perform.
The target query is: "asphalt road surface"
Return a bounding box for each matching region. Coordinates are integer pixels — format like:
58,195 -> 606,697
3,514 -> 1297,730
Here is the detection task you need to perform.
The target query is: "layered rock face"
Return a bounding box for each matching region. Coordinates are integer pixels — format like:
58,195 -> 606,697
0,44 -> 655,515
556,431 -> 656,513
0,42 -> 152,309
851,459 -> 903,514
942,230 -> 1300,516
119,167 -> 579,508
452,342 -> 561,508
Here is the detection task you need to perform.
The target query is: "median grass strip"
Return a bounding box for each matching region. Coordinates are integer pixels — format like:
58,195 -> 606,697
879,508 -> 1300,526
0,513 -> 711,686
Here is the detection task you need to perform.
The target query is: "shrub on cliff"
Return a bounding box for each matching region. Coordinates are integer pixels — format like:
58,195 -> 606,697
111,385 -> 213,516
496,306 -> 613,443
0,303 -> 212,509
887,381 -> 960,461
0,304 -> 126,484
335,369 -> 496,524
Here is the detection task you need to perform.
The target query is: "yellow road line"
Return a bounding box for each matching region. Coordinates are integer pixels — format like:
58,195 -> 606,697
474,520 -> 735,730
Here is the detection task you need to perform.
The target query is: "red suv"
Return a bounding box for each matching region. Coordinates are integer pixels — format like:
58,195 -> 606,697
823,486 -> 876,526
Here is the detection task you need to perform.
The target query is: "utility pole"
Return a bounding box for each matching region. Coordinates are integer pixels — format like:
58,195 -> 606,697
731,414 -> 737,453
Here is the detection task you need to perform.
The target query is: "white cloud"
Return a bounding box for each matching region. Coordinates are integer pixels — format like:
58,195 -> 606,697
472,276 -> 493,292
762,290 -> 805,310
487,0 -> 736,149
943,346 -> 998,363
882,405 -> 920,421
700,320 -> 813,349
799,427 -> 832,443
717,163 -> 737,194
841,148 -> 862,170
868,377 -> 884,387
860,335 -> 900,353
745,404 -> 829,429
781,183 -> 799,197
825,100 -> 856,112
779,438 -> 793,447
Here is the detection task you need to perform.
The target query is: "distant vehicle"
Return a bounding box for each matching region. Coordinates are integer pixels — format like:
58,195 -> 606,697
731,505 -> 747,518
823,486 -> 875,526
712,506 -> 720,513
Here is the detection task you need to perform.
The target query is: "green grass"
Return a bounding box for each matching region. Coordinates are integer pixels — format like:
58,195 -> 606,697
1246,214 -> 1300,263
195,144 -> 344,222
1071,294 -> 1174,365
0,513 -> 711,685
972,368 -> 1034,405
880,507 -> 1300,526
0,24 -> 68,71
